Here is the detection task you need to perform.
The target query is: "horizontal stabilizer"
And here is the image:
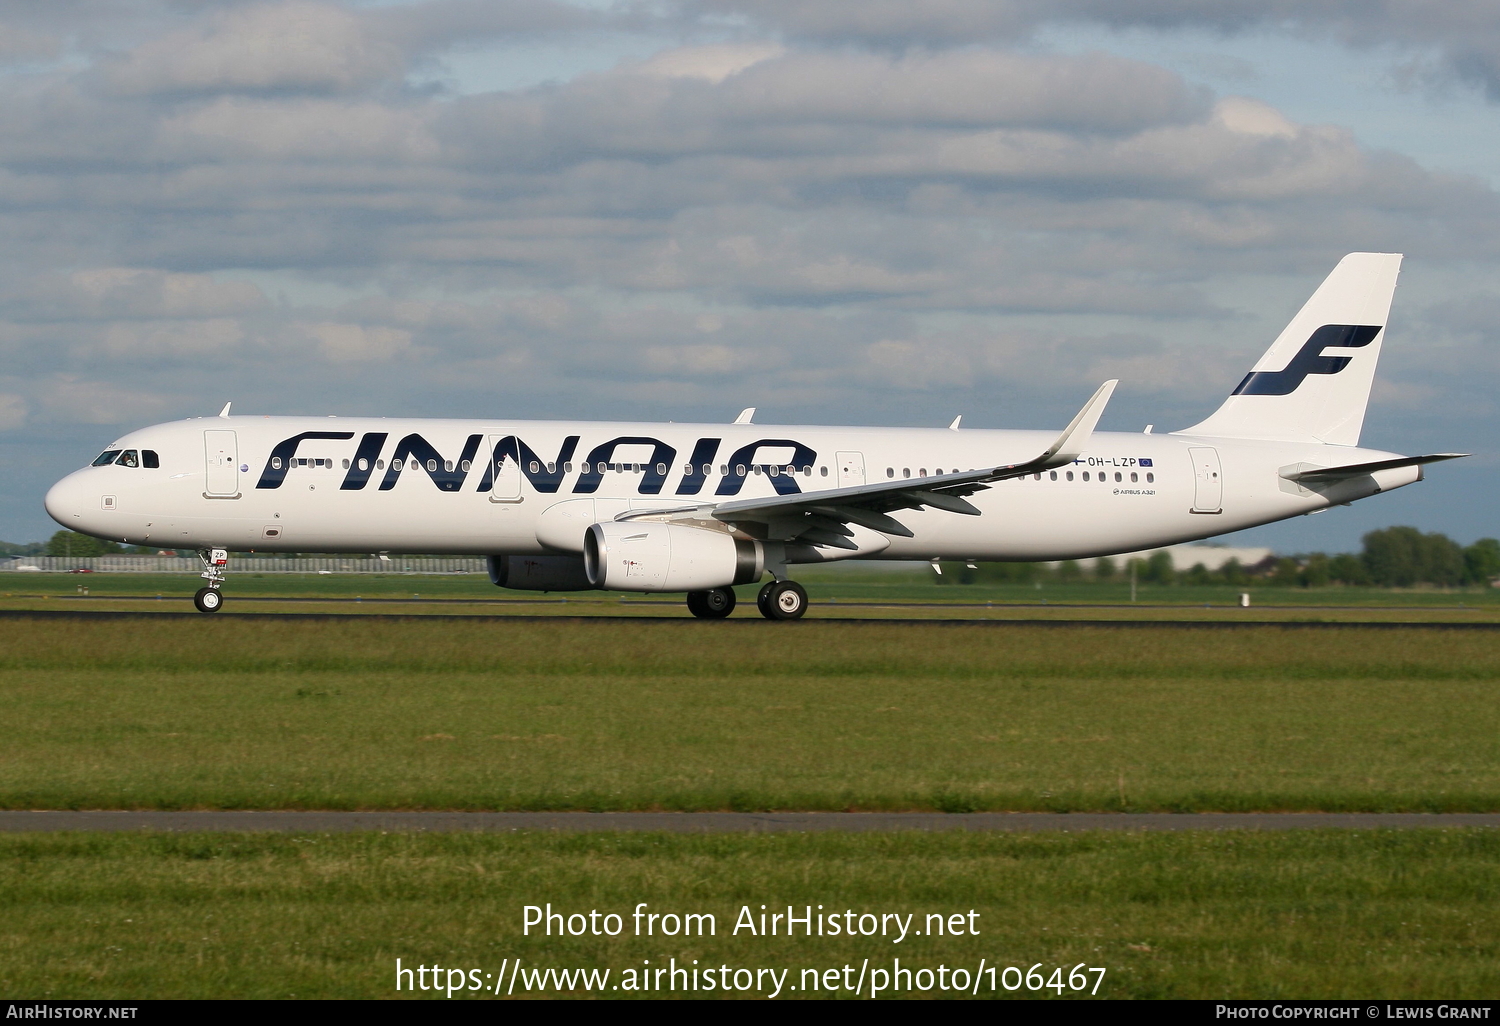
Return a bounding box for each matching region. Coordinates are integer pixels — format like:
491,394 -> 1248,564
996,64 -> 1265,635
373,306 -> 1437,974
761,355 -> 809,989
1281,453 -> 1467,485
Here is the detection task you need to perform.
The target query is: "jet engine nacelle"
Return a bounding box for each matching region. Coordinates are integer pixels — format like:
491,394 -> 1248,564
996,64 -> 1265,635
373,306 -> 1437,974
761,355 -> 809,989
584,521 -> 763,592
487,554 -> 594,592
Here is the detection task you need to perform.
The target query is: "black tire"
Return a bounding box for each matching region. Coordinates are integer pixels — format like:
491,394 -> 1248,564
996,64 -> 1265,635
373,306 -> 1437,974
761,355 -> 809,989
759,580 -> 807,620
687,588 -> 737,619
193,587 -> 223,613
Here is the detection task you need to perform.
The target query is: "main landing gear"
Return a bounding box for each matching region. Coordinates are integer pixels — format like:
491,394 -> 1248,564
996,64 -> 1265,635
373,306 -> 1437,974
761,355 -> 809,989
757,579 -> 807,621
194,547 -> 228,613
684,580 -> 808,620
686,587 -> 736,619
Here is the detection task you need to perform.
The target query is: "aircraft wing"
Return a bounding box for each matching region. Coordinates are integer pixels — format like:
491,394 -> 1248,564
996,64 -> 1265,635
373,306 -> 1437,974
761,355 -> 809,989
621,380 -> 1117,547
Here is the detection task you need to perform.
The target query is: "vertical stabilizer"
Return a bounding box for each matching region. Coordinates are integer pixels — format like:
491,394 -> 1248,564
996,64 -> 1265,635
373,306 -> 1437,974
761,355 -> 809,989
1179,253 -> 1402,445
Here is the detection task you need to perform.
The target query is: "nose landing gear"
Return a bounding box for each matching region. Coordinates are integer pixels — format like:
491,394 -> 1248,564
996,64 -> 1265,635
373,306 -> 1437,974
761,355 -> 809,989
194,548 -> 228,613
757,579 -> 807,620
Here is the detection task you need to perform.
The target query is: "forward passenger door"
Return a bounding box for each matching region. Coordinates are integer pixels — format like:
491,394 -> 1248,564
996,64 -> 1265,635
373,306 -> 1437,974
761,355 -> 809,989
203,430 -> 239,497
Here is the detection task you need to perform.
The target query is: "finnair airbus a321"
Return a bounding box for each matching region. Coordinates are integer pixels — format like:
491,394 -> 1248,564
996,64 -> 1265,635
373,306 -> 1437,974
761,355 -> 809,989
45,253 -> 1465,618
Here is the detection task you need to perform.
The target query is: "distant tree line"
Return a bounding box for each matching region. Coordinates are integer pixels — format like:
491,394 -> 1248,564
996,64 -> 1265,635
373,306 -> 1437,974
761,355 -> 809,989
35,531 -> 189,557
946,527 -> 1500,589
24,532 -> 444,560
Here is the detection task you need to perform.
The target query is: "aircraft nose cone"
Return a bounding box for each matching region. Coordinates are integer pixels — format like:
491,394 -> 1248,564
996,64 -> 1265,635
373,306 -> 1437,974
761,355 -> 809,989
44,471 -> 90,529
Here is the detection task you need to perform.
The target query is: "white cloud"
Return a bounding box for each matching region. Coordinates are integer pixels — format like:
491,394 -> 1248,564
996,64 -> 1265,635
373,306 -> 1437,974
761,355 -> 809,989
305,322 -> 414,363
34,377 -> 169,426
110,1 -> 404,96
631,42 -> 785,83
101,319 -> 246,360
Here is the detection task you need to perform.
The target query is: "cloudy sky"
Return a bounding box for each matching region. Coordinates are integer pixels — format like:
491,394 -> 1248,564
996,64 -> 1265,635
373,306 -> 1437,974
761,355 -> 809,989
3,0 -> 1499,551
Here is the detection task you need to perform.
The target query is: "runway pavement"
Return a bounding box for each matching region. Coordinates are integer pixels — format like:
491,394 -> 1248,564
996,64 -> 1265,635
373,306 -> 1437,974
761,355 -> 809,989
1,811 -> 1497,832
2,609 -> 1498,628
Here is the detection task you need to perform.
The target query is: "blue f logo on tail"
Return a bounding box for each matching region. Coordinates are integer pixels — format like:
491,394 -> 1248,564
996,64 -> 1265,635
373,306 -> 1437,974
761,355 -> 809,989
1232,324 -> 1382,396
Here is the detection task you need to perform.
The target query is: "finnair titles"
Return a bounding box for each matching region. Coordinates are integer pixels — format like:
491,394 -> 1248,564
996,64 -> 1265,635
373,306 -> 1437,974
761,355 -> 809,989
46,253 -> 1465,618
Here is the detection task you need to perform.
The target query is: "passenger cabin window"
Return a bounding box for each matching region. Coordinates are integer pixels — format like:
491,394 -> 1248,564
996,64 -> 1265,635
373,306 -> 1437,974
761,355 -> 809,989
142,450 -> 159,468
1049,471 -> 1057,481
887,468 -> 894,478
1082,472 -> 1090,481
1130,472 -> 1137,483
1066,471 -> 1074,481
1114,472 -> 1122,482
1146,472 -> 1154,483
92,450 -> 121,466
118,450 -> 139,468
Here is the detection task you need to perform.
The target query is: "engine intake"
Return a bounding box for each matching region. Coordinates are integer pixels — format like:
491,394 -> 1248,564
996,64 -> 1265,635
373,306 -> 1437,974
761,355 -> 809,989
583,521 -> 763,592
487,554 -> 594,592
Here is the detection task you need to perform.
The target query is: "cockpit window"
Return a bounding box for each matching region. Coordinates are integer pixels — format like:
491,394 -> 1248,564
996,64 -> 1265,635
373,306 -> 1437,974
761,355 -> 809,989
92,450 -> 121,466
142,450 -> 159,468
118,450 -> 139,468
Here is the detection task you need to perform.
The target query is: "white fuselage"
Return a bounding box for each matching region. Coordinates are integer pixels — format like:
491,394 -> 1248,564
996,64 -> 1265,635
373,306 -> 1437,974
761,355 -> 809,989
44,416 -> 1420,562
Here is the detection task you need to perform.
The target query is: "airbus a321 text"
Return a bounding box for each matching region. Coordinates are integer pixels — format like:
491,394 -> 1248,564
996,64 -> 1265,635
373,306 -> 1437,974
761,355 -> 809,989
45,253 -> 1465,618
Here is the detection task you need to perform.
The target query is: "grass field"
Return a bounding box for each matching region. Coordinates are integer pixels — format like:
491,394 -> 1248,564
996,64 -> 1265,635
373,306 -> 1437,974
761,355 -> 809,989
1,829 -> 1496,999
3,610 -> 1497,1000
2,617 -> 1498,812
